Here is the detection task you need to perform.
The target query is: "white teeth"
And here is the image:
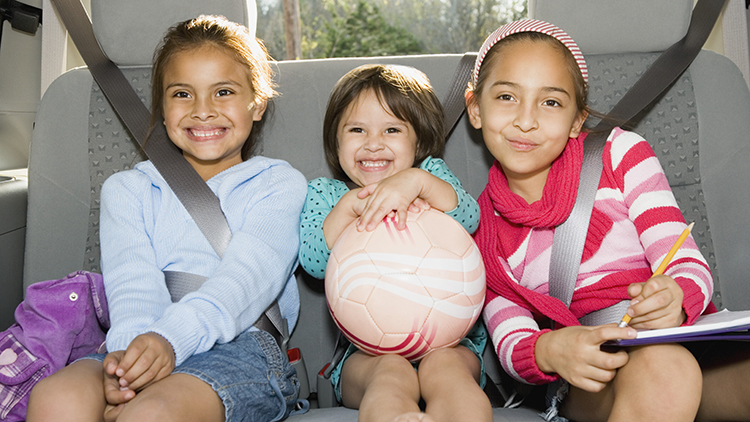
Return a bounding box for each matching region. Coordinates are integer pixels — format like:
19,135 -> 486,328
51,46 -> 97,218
360,160 -> 388,168
190,129 -> 224,138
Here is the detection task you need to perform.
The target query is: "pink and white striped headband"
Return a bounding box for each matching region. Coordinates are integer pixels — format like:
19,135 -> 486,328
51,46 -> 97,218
473,19 -> 588,85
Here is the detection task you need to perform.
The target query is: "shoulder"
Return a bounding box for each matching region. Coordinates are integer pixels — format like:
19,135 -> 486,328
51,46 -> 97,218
305,177 -> 349,205
307,177 -> 347,192
419,156 -> 457,178
101,160 -> 160,198
227,156 -> 304,182
419,156 -> 447,170
605,127 -> 657,171
216,156 -> 306,194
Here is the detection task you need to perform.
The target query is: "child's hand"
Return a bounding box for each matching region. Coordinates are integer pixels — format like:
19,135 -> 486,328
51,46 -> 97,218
626,275 -> 686,329
535,325 -> 636,392
322,188 -> 369,248
356,169 -> 429,231
103,351 -> 135,405
109,332 -> 176,393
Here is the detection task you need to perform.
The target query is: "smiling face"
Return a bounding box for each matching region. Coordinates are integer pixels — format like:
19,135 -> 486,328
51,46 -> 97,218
336,89 -> 418,187
467,39 -> 586,202
162,45 -> 266,180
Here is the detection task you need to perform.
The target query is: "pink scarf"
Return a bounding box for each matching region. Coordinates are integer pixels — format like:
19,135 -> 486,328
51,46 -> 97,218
474,133 -> 619,327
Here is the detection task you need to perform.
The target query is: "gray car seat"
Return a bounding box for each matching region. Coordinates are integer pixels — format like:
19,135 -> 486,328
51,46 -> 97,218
20,0 -> 750,421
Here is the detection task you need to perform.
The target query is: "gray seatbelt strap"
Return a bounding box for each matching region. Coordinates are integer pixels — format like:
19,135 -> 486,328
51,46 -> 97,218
50,0 -> 288,348
549,0 -> 727,324
165,271 -> 289,350
442,53 -> 477,139
49,0 -> 231,257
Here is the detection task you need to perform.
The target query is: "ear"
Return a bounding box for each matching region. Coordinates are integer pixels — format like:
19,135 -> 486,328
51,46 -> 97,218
465,91 -> 482,129
252,100 -> 268,121
569,110 -> 588,138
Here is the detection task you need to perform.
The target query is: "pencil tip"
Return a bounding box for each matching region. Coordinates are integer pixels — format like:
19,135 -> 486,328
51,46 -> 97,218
687,222 -> 695,231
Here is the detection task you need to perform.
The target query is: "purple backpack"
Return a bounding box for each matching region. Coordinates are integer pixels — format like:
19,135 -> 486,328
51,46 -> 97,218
0,271 -> 109,421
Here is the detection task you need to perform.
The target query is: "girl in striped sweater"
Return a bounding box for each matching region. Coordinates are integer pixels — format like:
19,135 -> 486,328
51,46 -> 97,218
465,20 -> 750,422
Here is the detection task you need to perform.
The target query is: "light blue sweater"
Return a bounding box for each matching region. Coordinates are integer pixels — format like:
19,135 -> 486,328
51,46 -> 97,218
100,156 -> 306,365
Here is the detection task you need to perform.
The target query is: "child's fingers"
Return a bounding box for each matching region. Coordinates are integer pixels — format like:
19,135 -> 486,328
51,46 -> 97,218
412,198 -> 429,209
626,276 -> 684,329
119,333 -> 176,390
627,282 -> 644,300
395,209 -> 408,230
357,184 -> 375,199
103,351 -> 124,376
104,371 -> 134,405
122,358 -> 174,392
103,403 -> 126,422
589,324 -> 637,344
115,344 -> 150,381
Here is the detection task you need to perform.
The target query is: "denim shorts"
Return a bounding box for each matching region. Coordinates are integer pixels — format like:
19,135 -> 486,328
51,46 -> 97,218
329,321 -> 488,403
82,330 -> 304,422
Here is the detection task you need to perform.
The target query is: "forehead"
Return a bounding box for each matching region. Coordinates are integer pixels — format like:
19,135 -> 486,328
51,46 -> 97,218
485,39 -> 575,88
164,45 -> 250,83
342,89 -> 395,118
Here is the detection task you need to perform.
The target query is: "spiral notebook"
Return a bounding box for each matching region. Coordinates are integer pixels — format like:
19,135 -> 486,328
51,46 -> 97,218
609,309 -> 750,346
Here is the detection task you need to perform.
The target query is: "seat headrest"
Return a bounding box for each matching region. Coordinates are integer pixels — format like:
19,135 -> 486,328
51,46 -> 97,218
92,0 -> 257,66
530,0 -> 693,54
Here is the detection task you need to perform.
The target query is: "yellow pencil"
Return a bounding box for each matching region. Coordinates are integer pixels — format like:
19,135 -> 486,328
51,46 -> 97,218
618,222 -> 695,328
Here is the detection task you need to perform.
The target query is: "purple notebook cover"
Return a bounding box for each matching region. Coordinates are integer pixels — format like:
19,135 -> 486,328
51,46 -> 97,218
608,309 -> 750,347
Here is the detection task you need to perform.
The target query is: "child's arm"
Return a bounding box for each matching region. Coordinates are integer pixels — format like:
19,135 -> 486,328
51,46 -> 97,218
102,160 -> 307,366
610,129 -> 712,327
322,188 -> 367,248
299,178 -> 357,279
357,167 -> 456,231
357,157 -> 479,233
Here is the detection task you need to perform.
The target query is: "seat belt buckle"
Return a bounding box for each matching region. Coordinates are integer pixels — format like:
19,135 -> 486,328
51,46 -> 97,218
287,347 -> 309,400
316,363 -> 338,408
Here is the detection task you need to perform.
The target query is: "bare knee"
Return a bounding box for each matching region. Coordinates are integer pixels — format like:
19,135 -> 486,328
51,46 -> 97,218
418,346 -> 479,385
369,354 -> 418,386
117,391 -> 174,422
27,360 -> 106,422
116,374 -> 223,422
627,343 -> 702,388
615,344 -> 702,420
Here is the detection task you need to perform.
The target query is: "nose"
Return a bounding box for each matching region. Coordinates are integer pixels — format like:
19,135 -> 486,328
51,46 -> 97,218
513,103 -> 539,132
191,96 -> 217,121
363,133 -> 384,152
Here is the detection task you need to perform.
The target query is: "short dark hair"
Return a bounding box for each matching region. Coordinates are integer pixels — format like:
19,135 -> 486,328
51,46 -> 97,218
323,64 -> 446,181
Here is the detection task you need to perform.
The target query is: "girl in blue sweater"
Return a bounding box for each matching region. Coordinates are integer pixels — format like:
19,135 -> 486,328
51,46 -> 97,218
28,15 -> 306,422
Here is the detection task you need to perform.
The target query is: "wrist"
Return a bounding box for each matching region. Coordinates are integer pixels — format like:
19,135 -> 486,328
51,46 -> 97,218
534,330 -> 555,374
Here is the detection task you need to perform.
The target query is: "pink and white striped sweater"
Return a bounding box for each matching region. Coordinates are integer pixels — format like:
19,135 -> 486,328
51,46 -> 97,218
475,128 -> 713,385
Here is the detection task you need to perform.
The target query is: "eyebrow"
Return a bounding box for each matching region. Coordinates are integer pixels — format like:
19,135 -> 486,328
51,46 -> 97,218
341,120 -> 409,127
165,80 -> 242,90
491,80 -> 572,98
